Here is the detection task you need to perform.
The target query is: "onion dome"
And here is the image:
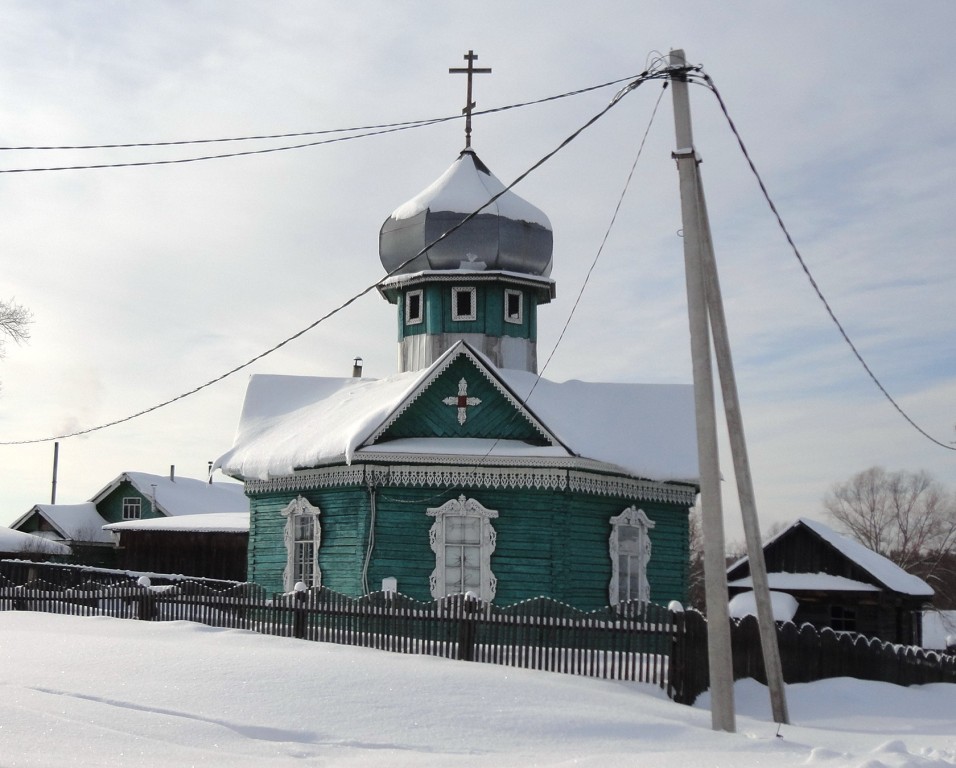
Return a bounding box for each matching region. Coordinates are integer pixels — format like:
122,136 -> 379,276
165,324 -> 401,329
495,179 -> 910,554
379,149 -> 553,277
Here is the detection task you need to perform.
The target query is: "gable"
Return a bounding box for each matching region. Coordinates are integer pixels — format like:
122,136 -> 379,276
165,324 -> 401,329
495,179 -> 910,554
96,481 -> 161,523
369,349 -> 553,445
726,517 -> 933,598
10,503 -> 112,544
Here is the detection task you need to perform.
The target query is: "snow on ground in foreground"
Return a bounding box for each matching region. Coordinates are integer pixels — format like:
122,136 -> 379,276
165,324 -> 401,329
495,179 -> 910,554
1,613 -> 954,767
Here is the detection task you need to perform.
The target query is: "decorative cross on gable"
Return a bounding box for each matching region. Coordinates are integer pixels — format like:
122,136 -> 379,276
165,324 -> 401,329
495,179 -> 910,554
449,49 -> 491,150
442,377 -> 482,425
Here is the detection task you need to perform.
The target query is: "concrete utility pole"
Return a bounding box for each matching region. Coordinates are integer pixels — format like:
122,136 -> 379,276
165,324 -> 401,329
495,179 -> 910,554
669,48 -> 736,733
668,48 -> 790,730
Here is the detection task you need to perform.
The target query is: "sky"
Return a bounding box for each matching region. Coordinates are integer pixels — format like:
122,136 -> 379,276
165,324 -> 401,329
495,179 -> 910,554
1,2 -> 954,545
2,611 -> 956,766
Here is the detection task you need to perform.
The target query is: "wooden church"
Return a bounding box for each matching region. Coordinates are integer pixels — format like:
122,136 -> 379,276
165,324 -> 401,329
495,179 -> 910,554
215,59 -> 700,609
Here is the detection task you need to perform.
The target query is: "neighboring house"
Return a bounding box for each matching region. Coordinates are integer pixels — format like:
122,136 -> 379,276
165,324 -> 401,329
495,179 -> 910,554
0,525 -> 71,560
215,146 -> 700,609
726,517 -> 933,645
10,470 -> 249,570
10,503 -> 114,563
103,513 -> 249,582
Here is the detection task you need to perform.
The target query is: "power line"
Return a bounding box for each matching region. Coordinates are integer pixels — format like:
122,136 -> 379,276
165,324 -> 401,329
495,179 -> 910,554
0,75 -> 641,173
690,67 -> 955,452
0,69 -> 657,446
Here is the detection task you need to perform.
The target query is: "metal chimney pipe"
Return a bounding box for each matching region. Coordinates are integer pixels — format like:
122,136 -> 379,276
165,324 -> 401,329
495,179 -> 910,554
170,464 -> 175,482
352,357 -> 363,378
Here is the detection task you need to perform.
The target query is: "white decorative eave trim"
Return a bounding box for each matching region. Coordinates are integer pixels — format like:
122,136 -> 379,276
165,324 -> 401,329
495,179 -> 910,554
243,460 -> 697,507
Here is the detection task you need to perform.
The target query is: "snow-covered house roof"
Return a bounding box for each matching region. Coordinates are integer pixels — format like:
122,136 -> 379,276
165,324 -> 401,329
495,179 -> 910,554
88,472 -> 249,517
728,517 -> 933,598
104,512 -> 249,533
8,503 -> 113,544
215,341 -> 699,484
0,525 -> 72,555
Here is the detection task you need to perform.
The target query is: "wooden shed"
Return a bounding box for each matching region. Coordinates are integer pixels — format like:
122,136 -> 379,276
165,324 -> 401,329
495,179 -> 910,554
104,513 -> 249,582
726,517 -> 933,645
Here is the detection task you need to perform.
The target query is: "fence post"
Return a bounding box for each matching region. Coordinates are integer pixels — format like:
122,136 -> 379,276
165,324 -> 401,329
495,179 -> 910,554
456,593 -> 478,661
292,582 -> 308,640
137,577 -> 157,621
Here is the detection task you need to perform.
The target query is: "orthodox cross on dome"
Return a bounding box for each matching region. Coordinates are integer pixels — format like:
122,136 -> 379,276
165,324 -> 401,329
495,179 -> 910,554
442,377 -> 482,425
449,49 -> 491,150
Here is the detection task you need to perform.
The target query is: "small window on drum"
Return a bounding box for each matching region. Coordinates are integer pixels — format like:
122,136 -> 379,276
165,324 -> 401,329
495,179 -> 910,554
504,290 -> 522,324
405,290 -> 423,325
451,286 -> 477,321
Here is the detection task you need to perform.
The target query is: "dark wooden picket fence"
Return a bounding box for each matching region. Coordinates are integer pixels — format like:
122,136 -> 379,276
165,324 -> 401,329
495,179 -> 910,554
3,560 -> 954,705
669,609 -> 956,703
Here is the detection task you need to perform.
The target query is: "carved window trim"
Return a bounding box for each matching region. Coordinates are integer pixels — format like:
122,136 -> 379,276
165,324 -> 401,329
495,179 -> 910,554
608,506 -> 655,606
451,286 -> 477,321
427,495 -> 497,601
405,289 -> 424,326
281,495 -> 322,591
504,289 -> 523,324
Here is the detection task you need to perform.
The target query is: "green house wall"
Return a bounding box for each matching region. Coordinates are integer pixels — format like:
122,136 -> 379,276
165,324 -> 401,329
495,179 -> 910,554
247,478 -> 690,610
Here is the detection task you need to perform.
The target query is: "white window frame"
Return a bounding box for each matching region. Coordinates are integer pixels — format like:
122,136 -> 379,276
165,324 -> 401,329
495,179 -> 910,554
451,286 -> 477,321
427,495 -> 497,602
122,497 -> 142,520
608,506 -> 655,606
504,289 -> 523,324
405,289 -> 424,326
281,496 -> 322,591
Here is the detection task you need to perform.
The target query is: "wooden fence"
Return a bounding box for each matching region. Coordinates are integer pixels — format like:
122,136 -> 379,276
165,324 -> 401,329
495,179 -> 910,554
670,609 -> 956,703
2,561 -> 954,705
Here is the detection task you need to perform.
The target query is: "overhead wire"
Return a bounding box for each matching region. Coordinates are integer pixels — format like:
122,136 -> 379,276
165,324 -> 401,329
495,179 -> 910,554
0,68 -> 662,446
686,67 -> 955,452
0,74 -> 642,173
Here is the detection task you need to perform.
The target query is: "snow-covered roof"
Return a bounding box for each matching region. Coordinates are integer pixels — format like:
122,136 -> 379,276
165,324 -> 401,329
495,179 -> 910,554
0,525 -> 72,555
379,151 -> 553,277
215,343 -> 698,485
728,573 -> 880,593
9,503 -> 113,544
89,472 -> 248,517
104,512 -> 249,533
729,517 -> 933,597
388,150 -> 551,229
728,590 -> 800,621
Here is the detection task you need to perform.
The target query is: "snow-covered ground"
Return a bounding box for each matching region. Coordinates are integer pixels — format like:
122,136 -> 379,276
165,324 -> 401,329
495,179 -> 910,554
1,612 -> 954,767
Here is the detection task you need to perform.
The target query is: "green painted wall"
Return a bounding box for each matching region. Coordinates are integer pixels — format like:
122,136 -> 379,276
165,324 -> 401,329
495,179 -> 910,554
98,482 -> 165,523
247,477 -> 690,609
397,283 -> 534,341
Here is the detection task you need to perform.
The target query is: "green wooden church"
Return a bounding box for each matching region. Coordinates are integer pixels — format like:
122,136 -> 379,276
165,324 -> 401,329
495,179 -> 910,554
216,134 -> 699,609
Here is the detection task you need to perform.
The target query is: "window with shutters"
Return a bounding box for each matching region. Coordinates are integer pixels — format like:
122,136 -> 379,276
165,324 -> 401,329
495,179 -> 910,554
281,496 -> 321,590
427,495 -> 497,602
608,506 -> 655,606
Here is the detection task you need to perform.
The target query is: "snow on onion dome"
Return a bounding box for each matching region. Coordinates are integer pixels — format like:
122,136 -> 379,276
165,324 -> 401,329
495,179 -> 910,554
379,149 -> 553,277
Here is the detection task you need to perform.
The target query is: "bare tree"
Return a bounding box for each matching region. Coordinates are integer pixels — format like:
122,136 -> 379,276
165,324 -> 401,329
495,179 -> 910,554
0,298 -> 32,356
824,467 -> 956,606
